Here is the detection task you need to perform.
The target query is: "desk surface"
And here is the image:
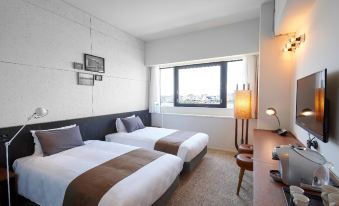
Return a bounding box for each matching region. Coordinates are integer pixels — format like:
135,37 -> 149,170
253,129 -> 301,206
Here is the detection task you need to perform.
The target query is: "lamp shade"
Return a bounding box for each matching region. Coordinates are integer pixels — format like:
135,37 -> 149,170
34,107 -> 48,118
266,107 -> 276,116
234,90 -> 252,119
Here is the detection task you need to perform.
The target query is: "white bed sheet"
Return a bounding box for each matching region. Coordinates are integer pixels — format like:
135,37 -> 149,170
13,140 -> 182,206
105,127 -> 209,162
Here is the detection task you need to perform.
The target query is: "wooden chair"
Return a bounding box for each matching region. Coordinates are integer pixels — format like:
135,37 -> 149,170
236,153 -> 253,195
238,144 -> 253,154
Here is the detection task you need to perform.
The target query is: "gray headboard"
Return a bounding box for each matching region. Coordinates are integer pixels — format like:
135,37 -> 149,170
0,110 -> 151,169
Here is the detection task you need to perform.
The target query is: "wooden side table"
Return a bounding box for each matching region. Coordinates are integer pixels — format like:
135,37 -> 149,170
0,168 -> 17,206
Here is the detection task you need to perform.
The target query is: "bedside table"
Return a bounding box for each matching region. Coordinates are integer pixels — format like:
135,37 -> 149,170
0,168 -> 17,206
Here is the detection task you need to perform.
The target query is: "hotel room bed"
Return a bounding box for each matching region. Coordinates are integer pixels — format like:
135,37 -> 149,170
13,140 -> 182,206
105,127 -> 209,172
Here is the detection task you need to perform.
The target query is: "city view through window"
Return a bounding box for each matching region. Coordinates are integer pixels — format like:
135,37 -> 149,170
160,60 -> 245,108
178,65 -> 221,105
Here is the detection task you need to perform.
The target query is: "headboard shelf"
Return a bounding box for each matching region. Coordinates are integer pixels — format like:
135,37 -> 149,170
0,110 -> 151,169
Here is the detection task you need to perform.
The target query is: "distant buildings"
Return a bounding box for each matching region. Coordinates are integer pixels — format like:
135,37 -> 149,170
161,93 -> 235,108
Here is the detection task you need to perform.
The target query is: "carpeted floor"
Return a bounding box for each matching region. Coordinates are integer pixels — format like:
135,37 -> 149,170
167,149 -> 253,206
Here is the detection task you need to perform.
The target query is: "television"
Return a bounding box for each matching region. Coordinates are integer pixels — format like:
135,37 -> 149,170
296,69 -> 329,143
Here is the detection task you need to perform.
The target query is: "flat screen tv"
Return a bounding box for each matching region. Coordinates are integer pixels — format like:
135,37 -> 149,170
296,69 -> 329,143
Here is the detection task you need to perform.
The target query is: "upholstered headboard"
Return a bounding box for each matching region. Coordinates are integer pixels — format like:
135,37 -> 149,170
0,110 -> 151,169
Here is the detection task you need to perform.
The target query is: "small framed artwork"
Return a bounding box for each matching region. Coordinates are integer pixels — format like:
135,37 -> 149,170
95,75 -> 103,81
77,73 -> 94,86
84,54 -> 105,73
73,62 -> 83,70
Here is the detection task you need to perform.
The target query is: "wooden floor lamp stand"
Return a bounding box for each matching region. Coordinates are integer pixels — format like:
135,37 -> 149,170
234,118 -> 249,151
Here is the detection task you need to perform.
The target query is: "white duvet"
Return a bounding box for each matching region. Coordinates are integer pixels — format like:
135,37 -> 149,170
105,127 -> 209,162
13,140 -> 182,206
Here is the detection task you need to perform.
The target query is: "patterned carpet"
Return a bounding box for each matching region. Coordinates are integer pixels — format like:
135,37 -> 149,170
167,149 -> 253,206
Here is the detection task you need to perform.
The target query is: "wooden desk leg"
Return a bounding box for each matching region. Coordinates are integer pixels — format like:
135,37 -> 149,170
236,168 -> 245,196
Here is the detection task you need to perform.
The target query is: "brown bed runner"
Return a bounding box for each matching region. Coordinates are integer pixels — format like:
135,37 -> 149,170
154,131 -> 196,155
63,148 -> 164,206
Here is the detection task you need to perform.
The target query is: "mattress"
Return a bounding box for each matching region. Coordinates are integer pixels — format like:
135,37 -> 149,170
105,127 -> 209,162
13,140 -> 182,206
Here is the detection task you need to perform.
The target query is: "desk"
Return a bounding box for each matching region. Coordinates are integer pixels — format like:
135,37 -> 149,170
253,129 -> 301,206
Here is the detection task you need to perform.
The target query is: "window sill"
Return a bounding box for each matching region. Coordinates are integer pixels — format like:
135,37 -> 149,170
159,106 -> 234,118
159,112 -> 234,119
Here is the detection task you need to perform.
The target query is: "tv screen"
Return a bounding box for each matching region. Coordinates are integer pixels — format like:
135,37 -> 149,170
296,69 -> 329,142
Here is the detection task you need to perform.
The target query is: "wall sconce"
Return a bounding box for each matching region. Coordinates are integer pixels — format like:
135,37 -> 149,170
283,34 -> 305,52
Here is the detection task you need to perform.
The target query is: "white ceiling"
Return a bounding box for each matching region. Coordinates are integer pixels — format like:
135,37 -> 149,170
63,0 -> 270,41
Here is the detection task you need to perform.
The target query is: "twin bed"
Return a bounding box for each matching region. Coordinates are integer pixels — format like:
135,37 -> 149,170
105,127 -> 209,172
6,113 -> 209,206
14,140 -> 182,206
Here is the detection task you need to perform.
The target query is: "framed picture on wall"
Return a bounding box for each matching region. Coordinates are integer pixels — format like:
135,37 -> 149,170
77,72 -> 94,86
73,62 -> 83,70
84,54 -> 105,73
95,75 -> 103,81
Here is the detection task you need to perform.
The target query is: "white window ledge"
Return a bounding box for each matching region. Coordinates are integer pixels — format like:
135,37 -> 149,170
158,106 -> 234,118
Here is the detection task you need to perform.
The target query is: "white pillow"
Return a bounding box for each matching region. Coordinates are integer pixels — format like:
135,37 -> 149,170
30,124 -> 76,156
116,115 -> 135,133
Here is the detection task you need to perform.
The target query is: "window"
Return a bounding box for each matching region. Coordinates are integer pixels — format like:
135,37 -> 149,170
174,62 -> 226,108
160,68 -> 174,107
160,60 -> 245,108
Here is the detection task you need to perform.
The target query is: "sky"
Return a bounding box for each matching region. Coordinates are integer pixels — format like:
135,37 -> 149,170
160,61 -> 245,96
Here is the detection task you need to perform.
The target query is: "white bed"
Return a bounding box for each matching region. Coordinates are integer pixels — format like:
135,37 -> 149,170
105,127 -> 209,162
13,140 -> 182,206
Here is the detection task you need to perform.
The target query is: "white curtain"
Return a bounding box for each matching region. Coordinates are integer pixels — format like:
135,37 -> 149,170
244,55 -> 258,119
149,66 -> 161,113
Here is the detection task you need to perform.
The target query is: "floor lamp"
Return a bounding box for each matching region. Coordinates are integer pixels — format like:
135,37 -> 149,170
5,107 -> 48,206
234,84 -> 252,150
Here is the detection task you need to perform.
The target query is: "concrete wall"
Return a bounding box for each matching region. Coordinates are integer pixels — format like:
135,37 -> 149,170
145,18 -> 259,66
290,0 -> 339,176
0,0 -> 148,128
257,1 -> 295,131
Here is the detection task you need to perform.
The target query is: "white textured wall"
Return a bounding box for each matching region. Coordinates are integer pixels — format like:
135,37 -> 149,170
145,18 -> 259,66
257,1 -> 295,131
152,113 -> 256,152
0,0 -> 148,128
290,0 -> 339,176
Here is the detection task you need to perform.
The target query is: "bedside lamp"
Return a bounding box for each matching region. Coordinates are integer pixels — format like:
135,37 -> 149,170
265,107 -> 287,136
5,107 -> 48,206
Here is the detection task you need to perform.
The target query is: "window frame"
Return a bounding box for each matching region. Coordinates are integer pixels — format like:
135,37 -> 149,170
174,61 -> 227,108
